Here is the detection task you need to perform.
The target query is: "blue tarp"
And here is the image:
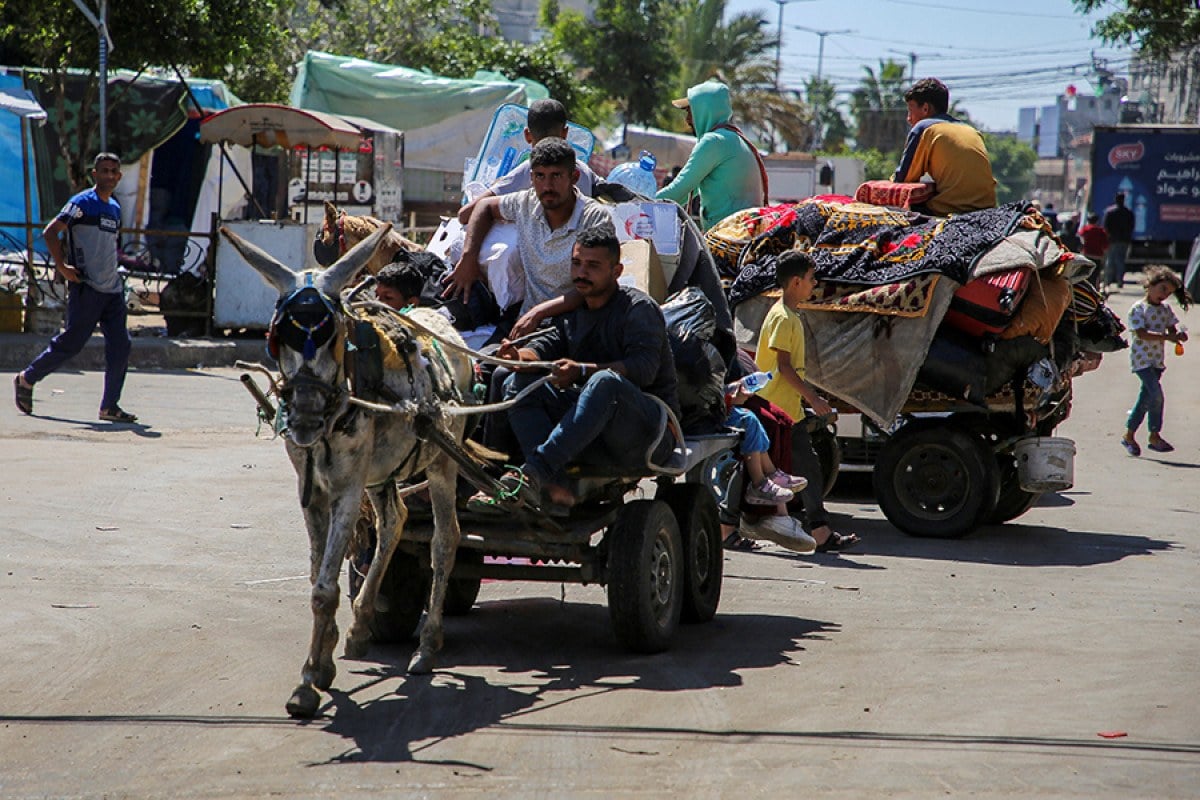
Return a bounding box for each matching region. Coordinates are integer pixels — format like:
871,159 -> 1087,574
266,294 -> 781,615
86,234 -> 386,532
0,74 -> 43,254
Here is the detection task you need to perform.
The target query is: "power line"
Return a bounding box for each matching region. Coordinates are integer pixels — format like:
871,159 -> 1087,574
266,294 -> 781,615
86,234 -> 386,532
877,0 -> 1079,19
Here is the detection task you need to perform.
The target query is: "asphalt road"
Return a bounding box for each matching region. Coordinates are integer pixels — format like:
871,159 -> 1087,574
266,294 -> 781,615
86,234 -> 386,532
2,286 -> 1197,798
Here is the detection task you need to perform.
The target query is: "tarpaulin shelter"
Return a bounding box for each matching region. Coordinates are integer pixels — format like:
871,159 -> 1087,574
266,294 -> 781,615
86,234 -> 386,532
0,81 -> 46,272
289,50 -> 537,173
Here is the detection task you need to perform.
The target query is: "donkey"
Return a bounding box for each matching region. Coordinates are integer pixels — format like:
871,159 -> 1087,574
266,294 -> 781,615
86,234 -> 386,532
312,199 -> 422,274
220,224 -> 474,718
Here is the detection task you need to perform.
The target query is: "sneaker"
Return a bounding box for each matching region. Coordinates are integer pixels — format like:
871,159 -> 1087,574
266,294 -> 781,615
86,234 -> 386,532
745,478 -> 794,506
739,514 -> 816,554
767,469 -> 808,492
98,406 -> 138,423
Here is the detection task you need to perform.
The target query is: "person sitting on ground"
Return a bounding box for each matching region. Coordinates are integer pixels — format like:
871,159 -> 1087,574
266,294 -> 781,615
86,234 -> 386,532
457,98 -> 598,224
894,77 -> 996,216
373,261 -> 425,310
656,80 -> 767,231
492,224 -> 679,510
753,249 -> 860,553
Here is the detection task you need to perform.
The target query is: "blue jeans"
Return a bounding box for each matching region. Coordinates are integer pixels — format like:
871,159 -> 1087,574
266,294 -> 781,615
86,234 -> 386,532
23,283 -> 131,410
505,369 -> 669,480
1127,367 -> 1165,434
1105,240 -> 1130,287
726,406 -> 769,455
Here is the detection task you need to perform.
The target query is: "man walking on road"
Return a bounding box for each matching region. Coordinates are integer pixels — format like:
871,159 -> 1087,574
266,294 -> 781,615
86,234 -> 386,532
13,153 -> 136,423
1103,192 -> 1136,291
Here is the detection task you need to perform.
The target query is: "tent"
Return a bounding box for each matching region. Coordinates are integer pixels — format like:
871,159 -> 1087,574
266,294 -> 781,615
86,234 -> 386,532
290,50 -> 535,173
0,80 -> 46,263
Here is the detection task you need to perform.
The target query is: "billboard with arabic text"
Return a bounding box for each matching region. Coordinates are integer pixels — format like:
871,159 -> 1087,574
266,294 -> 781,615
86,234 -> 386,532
1091,125 -> 1200,241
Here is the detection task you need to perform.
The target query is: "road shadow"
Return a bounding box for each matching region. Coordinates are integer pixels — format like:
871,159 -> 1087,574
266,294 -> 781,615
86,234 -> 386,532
313,601 -> 837,768
34,414 -> 162,438
837,513 -> 1176,568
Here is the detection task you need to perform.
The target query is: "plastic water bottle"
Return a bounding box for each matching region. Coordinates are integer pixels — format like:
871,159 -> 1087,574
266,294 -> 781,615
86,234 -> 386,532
607,150 -> 658,197
740,370 -> 773,393
1175,323 -> 1188,356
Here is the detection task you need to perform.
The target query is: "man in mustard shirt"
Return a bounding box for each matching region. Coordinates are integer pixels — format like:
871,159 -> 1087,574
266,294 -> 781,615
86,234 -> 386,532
893,78 -> 996,216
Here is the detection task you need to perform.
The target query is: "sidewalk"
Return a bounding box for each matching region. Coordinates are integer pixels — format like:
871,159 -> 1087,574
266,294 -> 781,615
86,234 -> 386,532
0,330 -> 266,371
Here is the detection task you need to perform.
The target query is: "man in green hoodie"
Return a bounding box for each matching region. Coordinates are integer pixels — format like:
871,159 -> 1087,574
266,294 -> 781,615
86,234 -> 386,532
656,80 -> 768,230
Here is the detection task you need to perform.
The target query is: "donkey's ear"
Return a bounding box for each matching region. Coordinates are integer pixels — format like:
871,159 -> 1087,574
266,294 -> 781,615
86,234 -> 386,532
219,227 -> 297,295
318,223 -> 392,295
323,199 -> 339,229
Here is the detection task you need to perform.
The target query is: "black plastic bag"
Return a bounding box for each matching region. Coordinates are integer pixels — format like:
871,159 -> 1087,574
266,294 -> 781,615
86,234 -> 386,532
662,286 -> 717,341
663,288 -> 726,433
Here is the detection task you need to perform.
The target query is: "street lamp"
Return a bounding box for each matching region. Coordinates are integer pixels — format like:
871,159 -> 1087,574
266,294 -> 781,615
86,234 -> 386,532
771,0 -> 815,92
71,0 -> 115,153
793,25 -> 854,149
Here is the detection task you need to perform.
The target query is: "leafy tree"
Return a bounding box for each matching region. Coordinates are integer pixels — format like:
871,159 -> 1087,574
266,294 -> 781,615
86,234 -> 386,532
665,0 -> 809,150
544,0 -> 681,127
806,76 -> 850,151
850,59 -> 909,152
1073,0 -> 1200,57
0,0 -> 285,188
982,132 -> 1036,204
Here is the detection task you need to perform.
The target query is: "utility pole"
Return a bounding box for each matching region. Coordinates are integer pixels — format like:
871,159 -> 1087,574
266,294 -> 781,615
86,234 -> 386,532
794,25 -> 854,149
771,0 -> 815,92
70,0 -> 114,153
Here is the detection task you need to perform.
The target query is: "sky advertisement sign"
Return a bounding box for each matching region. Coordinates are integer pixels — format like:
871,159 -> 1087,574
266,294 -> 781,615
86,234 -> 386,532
1091,127 -> 1200,241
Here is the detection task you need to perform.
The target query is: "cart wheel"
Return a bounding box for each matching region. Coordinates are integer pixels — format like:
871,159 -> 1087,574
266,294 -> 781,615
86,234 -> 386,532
873,424 -> 998,539
659,484 -> 722,624
443,548 -> 483,617
606,499 -> 684,652
368,550 -> 429,643
983,454 -> 1042,525
702,448 -> 741,507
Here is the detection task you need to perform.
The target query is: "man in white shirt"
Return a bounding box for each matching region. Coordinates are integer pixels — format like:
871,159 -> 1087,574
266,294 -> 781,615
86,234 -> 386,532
444,137 -> 611,314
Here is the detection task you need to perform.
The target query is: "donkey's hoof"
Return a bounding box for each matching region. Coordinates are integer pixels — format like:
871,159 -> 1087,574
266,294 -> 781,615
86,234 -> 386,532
313,662 -> 337,691
408,650 -> 435,675
343,636 -> 369,660
286,685 -> 321,718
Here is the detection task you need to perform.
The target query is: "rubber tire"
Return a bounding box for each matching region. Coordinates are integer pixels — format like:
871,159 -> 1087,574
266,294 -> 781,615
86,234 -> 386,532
873,424 -> 996,539
443,548 -> 483,617
368,550 -> 429,643
984,454 -> 1042,524
659,484 -> 723,624
606,499 -> 684,653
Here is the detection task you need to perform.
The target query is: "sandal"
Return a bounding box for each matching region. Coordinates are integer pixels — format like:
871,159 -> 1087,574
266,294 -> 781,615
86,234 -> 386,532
14,374 -> 33,415
1147,438 -> 1174,453
722,531 -> 760,552
1120,438 -> 1141,457
815,531 -> 860,553
98,406 -> 138,423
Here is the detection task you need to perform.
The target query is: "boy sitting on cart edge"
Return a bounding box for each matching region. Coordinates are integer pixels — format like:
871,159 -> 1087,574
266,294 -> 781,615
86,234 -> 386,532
491,223 -> 681,510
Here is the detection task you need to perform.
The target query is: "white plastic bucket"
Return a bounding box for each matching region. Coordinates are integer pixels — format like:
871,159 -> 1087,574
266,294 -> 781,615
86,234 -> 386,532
1013,436 -> 1076,493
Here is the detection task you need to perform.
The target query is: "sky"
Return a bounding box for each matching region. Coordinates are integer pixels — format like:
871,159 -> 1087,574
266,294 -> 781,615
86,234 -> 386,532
726,0 -> 1132,132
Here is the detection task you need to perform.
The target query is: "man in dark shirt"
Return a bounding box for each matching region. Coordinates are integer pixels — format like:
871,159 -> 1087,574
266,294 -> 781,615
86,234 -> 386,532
1102,192 -> 1136,290
498,224 -> 679,508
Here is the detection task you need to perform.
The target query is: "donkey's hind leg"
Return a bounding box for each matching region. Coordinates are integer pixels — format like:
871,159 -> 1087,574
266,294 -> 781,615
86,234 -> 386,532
408,455 -> 462,674
344,481 -> 407,658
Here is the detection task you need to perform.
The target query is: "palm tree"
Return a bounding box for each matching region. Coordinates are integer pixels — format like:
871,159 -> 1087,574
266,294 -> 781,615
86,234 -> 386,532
670,0 -> 811,150
851,59 -> 908,151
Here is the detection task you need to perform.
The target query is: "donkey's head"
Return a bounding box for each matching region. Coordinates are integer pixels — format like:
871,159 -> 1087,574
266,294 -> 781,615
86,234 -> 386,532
220,223 -> 393,447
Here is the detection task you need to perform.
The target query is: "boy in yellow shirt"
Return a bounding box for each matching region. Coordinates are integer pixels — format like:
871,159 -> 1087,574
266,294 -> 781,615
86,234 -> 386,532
754,250 -> 860,552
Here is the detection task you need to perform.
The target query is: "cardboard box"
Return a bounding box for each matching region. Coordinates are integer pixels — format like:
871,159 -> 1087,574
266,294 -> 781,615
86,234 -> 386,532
618,239 -> 667,302
609,201 -> 681,257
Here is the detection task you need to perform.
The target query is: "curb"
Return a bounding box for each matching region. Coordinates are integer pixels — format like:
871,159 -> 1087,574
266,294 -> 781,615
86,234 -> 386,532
0,332 -> 268,372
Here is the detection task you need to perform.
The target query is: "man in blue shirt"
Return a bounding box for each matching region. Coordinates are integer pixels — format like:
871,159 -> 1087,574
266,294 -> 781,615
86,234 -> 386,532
14,153 -> 136,422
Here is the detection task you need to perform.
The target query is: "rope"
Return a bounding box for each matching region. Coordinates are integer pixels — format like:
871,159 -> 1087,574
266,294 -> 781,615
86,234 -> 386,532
347,298 -> 559,370
349,374 -> 554,418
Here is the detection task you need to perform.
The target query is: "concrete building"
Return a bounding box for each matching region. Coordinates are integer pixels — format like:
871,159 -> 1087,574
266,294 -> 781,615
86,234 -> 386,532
1124,46 -> 1200,125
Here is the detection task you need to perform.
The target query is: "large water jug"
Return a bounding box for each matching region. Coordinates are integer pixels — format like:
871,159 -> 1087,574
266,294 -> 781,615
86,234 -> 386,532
607,150 -> 658,197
